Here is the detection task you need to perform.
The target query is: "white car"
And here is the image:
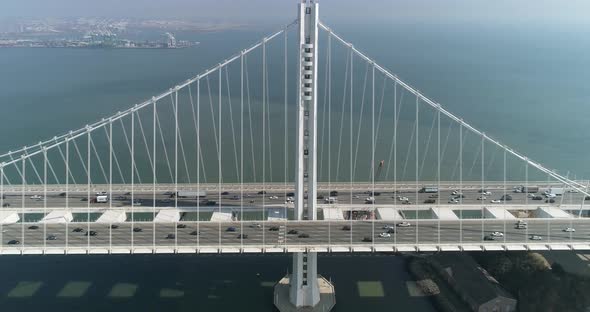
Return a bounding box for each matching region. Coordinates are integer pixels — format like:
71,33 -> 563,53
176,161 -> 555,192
397,221 -> 411,227
268,196 -> 279,200
527,193 -> 535,198
353,195 -> 360,199
382,225 -> 395,229
287,197 -> 294,201
96,191 -> 108,196
378,233 -> 391,238
448,199 -> 459,204
530,235 -> 543,240
30,195 -> 42,200
479,191 -> 492,196
477,196 -> 487,201
490,231 -> 504,237
451,190 -> 460,195
564,227 -> 576,232
397,196 -> 409,201
490,199 -> 501,204
365,197 -> 376,204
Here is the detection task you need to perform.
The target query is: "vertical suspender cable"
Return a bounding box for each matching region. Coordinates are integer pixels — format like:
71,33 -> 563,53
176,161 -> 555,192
437,108 -> 441,245
481,135 -> 484,242
131,112 -> 135,249
87,130 -> 91,249
43,149 -> 47,251
415,94 -> 419,245
371,63 -> 375,249
197,79 -> 201,248
262,41 -> 266,226
109,121 -> 113,249
152,99 -> 158,252
241,51 -> 245,250
153,99 -> 157,250
218,68 -> 222,247
459,123 -> 463,244
174,90 -> 179,248
283,30 -> 288,237
349,45 -> 353,246
22,157 -> 25,250
65,139 -> 69,250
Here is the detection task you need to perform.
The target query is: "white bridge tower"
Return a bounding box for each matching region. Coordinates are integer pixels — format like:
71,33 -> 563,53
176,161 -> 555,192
275,1 -> 335,311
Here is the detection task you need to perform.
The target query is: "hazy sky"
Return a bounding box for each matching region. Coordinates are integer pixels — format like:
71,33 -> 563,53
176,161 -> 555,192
2,0 -> 590,25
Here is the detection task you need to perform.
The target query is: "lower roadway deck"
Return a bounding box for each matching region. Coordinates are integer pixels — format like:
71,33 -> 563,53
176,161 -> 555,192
1,219 -> 590,254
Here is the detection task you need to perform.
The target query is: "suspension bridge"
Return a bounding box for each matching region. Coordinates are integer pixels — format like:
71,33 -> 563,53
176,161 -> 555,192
1,1 -> 588,310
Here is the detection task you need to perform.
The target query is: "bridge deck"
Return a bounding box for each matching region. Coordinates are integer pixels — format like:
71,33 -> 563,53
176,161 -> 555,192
2,219 -> 590,255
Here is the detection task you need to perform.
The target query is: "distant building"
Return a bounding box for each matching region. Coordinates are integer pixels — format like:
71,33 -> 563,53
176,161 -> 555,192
165,32 -> 177,48
430,254 -> 517,312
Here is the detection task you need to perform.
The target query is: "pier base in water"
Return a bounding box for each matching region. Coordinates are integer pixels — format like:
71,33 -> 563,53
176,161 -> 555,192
274,252 -> 335,312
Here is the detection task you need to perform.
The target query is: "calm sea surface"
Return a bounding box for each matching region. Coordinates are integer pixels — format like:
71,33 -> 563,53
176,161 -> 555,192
0,21 -> 589,311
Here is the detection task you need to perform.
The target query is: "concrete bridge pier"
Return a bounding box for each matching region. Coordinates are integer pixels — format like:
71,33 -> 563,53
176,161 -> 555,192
274,252 -> 335,312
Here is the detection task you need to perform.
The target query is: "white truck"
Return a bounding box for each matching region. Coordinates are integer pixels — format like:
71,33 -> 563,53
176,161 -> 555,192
96,195 -> 109,203
549,188 -> 565,196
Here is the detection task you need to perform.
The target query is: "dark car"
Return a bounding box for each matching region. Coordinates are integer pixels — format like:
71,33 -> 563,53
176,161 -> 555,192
124,192 -> 132,195
73,228 -> 84,233
166,234 -> 175,239
298,233 -> 310,238
58,192 -> 67,197
46,235 -> 57,241
269,226 -> 280,231
133,227 -> 142,232
428,194 -> 438,198
288,229 -> 299,235
221,191 -> 230,195
342,225 -> 351,231
316,195 -> 325,200
330,191 -> 338,197
177,224 -> 187,229
424,199 -> 436,204
85,231 -> 97,236
362,237 -> 373,242
81,197 -> 88,202
532,195 -> 543,200
287,192 -> 295,197
546,198 -> 556,203
28,225 -> 39,230
585,196 -> 590,201
258,191 -> 267,195
190,231 -> 200,236
205,200 -> 217,206
386,228 -> 396,234
483,235 -> 496,241
110,224 -> 119,229
226,227 -> 237,232
238,234 -> 249,239
2,203 -> 10,207
7,240 -> 20,245
500,194 -> 513,201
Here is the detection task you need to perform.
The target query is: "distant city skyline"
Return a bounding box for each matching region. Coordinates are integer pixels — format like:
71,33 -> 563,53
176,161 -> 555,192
2,0 -> 590,25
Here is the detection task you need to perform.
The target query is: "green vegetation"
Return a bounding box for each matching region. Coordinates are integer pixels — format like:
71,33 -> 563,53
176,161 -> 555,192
473,252 -> 590,312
